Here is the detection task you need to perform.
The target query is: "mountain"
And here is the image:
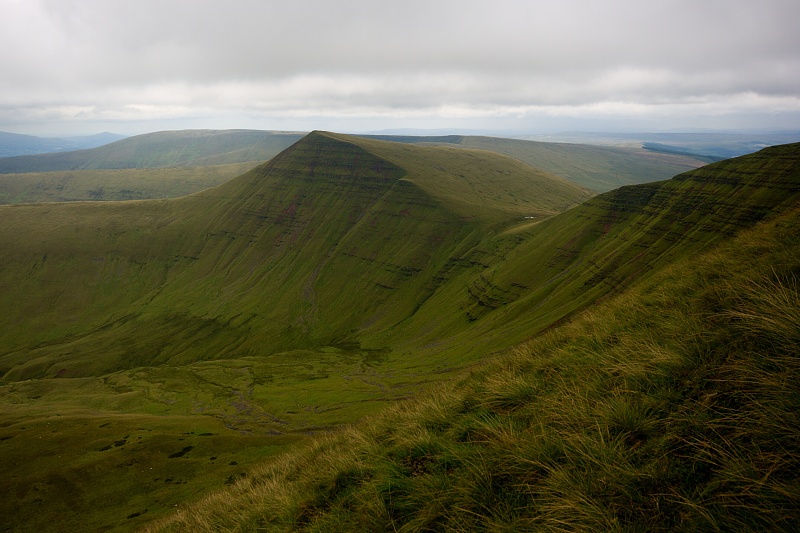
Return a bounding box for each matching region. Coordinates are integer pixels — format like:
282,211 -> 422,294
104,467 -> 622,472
0,130 -> 125,157
0,132 -> 592,379
0,129 -> 305,173
0,130 -> 307,203
0,129 -> 707,206
0,134 -> 798,531
362,134 -> 708,192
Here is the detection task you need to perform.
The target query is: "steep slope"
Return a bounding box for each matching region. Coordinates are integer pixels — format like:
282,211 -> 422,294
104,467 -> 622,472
0,129 -> 304,173
2,139 -> 796,384
380,143 -> 800,363
0,131 -> 590,379
147,190 -> 800,533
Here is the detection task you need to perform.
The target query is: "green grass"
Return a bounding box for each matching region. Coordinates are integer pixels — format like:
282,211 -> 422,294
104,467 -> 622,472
0,135 -> 798,531
144,189 -> 800,532
0,132 -> 594,378
0,405 -> 300,532
0,344 -> 431,532
0,162 -> 260,203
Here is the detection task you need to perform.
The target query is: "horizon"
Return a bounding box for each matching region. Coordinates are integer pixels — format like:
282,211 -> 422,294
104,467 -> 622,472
5,125 -> 800,141
1,0 -> 799,137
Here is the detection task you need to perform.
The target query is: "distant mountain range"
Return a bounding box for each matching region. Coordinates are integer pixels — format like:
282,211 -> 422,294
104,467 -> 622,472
518,130 -> 800,160
0,130 -> 126,157
0,129 -> 708,195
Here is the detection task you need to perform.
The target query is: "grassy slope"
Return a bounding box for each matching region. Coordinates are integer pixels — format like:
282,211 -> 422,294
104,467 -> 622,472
0,132 -> 592,379
0,162 -> 260,203
1,138 -> 797,532
145,150 -> 800,532
0,130 -> 304,173
362,143 -> 800,369
460,136 -> 707,192
0,132 -> 590,531
364,134 -> 707,192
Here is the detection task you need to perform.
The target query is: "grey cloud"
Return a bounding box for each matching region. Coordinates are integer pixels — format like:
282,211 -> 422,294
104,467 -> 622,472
1,0 -> 799,134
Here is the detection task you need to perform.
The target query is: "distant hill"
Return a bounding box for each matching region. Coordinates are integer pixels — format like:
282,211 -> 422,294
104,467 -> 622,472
521,130 -> 800,160
0,162 -> 261,203
0,129 -> 305,173
0,130 -> 125,157
0,129 -> 703,204
362,134 -> 708,192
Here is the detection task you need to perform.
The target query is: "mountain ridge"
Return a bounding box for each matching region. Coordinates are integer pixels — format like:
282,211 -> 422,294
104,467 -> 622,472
0,131 -> 592,379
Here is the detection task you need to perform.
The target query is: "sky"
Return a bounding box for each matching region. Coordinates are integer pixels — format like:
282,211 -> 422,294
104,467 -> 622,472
1,0 -> 799,137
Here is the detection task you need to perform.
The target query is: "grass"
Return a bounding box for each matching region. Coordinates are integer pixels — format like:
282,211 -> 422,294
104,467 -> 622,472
0,162 -> 260,203
0,344 -> 432,532
0,135 -> 798,531
0,405 -> 301,532
144,194 -> 800,532
458,135 -> 708,192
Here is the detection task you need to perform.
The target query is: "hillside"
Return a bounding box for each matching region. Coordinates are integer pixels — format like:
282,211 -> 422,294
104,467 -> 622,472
148,185 -> 800,532
145,142 -> 800,532
0,136 -> 798,531
0,163 -> 260,203
0,129 -> 304,173
0,131 -> 592,378
363,134 -> 708,192
355,142 -> 800,367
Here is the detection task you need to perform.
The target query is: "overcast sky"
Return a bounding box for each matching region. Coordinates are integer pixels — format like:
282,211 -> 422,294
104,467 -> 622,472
1,0 -> 799,136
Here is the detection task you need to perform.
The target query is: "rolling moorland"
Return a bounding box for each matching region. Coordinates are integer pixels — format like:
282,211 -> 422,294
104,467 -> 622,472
0,129 -> 707,205
516,130 -> 800,161
0,131 -> 125,158
0,132 -> 798,531
0,130 -> 306,172
362,134 -> 708,192
0,130 -> 305,203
